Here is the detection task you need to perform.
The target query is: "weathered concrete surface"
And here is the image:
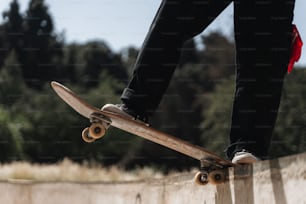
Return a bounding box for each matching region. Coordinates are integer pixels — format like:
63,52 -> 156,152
0,153 -> 305,204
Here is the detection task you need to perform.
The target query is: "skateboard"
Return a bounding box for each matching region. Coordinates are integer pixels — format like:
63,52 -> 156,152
51,81 -> 235,185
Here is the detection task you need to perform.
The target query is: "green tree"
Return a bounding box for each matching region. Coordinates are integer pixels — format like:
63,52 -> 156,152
199,32 -> 235,87
0,106 -> 29,162
272,69 -> 306,157
76,41 -> 127,88
20,85 -> 80,162
2,0 -> 23,53
0,50 -> 25,106
200,77 -> 235,156
0,24 -> 8,67
60,43 -> 81,83
22,0 -> 63,88
0,50 -> 30,162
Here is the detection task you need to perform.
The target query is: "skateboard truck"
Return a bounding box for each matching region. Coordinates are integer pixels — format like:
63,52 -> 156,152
194,158 -> 228,185
81,113 -> 112,143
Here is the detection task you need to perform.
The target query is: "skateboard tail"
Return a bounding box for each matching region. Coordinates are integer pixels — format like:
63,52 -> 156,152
51,81 -> 100,118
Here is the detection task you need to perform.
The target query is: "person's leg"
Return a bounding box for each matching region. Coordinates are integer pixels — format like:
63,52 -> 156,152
120,0 -> 232,118
227,0 -> 296,161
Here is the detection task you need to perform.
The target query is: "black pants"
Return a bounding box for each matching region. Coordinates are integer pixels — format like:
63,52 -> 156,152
121,0 -> 295,159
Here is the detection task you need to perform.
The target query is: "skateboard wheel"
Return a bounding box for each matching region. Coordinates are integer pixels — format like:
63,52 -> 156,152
89,123 -> 106,139
194,172 -> 209,185
82,127 -> 96,143
208,170 -> 225,185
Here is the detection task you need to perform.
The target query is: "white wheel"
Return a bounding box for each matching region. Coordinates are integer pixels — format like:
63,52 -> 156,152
82,127 -> 96,143
208,170 -> 225,185
88,123 -> 106,139
194,172 -> 209,185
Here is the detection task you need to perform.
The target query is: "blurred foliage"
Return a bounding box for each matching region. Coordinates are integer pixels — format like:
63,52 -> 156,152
272,69 -> 306,157
200,77 -> 235,156
0,0 -> 305,171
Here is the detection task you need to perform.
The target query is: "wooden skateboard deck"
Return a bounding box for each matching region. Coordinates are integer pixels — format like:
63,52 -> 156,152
51,81 -> 234,185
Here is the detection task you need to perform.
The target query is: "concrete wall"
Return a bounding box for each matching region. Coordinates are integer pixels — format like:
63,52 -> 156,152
0,153 -> 305,204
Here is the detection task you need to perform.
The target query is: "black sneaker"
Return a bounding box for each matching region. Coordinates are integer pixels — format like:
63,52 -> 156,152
101,103 -> 149,124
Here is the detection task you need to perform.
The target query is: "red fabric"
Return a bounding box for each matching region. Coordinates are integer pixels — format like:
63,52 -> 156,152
288,24 -> 303,73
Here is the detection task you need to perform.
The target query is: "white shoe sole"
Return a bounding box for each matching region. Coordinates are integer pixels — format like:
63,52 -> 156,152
232,152 -> 259,164
101,104 -> 134,119
102,104 -> 150,126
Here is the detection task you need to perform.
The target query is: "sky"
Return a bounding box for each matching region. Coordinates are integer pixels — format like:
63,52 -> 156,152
0,0 -> 305,66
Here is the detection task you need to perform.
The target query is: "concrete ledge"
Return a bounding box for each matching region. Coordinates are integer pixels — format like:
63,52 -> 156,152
1,153 -> 305,204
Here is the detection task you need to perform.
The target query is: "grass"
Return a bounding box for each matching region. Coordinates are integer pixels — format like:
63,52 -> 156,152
0,158 -> 165,182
